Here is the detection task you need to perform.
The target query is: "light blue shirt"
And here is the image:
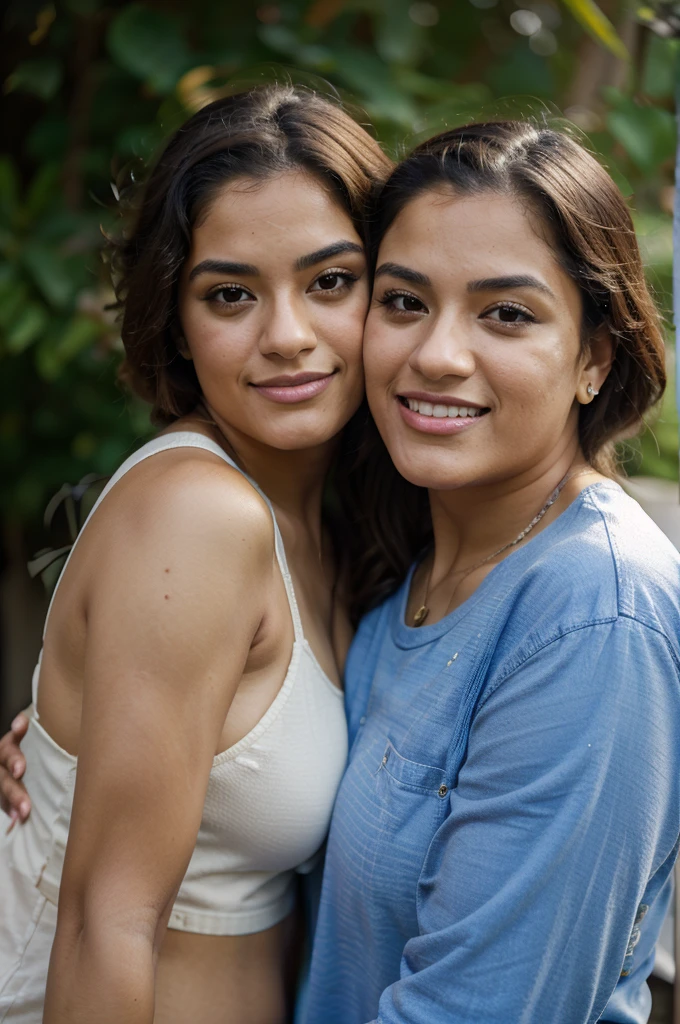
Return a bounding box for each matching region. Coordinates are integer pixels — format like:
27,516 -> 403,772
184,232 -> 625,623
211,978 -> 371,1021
303,483 -> 680,1024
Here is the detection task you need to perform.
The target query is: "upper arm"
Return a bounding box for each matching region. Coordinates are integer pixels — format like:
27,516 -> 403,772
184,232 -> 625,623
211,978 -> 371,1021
375,619 -> 680,1024
57,462 -> 273,941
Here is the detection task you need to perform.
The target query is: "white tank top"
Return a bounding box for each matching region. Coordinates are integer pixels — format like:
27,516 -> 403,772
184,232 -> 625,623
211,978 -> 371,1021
21,431 -> 348,935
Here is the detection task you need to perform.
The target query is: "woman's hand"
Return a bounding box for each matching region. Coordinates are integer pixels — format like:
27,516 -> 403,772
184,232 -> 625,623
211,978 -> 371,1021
0,712 -> 30,827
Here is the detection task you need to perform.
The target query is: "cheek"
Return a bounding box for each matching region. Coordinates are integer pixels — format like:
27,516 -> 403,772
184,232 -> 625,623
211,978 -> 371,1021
362,317 -> 404,394
488,333 -> 579,415
316,290 -> 370,372
185,309 -> 254,375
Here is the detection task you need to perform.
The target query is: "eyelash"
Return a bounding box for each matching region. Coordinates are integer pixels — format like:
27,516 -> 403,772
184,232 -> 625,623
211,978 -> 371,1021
204,269 -> 359,308
378,291 -> 538,327
378,290 -> 427,316
482,301 -> 538,327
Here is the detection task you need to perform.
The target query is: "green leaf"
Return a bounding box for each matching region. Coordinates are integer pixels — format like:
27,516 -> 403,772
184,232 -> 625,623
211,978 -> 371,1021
21,243 -> 77,309
6,302 -> 49,353
641,35 -> 678,99
53,316 -> 101,362
560,0 -> 629,60
24,164 -> 61,220
374,0 -> 427,67
607,103 -> 675,173
107,4 -> 193,94
33,316 -> 101,379
0,279 -> 30,330
333,47 -> 417,126
5,59 -> 62,101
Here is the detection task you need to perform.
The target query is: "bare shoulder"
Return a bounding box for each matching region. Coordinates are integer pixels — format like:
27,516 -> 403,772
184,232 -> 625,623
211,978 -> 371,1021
91,445 -> 276,573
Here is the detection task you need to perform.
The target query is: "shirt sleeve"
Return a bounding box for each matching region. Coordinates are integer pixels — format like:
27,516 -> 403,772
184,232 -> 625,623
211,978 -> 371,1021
373,617 -> 680,1024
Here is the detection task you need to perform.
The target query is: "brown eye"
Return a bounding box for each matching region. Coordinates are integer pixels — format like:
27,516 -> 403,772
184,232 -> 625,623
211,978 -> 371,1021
215,286 -> 251,304
484,304 -> 536,325
380,292 -> 428,315
309,271 -> 357,294
318,274 -> 341,290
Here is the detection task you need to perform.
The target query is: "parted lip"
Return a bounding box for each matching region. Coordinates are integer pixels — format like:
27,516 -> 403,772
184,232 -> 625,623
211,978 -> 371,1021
252,371 -> 335,387
398,391 -> 487,408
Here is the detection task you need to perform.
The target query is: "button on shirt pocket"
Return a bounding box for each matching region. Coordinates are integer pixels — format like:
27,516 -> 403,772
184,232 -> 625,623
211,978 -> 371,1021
378,740 -> 449,797
362,740 -> 451,935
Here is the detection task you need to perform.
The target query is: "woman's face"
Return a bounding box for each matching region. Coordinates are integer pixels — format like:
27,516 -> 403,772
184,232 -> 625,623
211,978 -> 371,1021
178,171 -> 368,451
364,188 -> 604,492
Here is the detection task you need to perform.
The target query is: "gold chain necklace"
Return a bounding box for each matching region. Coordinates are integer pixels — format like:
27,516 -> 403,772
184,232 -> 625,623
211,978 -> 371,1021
412,468 -> 593,627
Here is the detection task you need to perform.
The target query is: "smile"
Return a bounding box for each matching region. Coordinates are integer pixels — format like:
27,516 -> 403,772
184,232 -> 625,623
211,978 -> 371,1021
404,399 -> 484,418
251,372 -> 336,404
397,395 -> 489,435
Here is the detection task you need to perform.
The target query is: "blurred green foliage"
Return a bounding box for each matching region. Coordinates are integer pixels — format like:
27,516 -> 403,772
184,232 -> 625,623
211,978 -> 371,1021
1,0 -> 678,528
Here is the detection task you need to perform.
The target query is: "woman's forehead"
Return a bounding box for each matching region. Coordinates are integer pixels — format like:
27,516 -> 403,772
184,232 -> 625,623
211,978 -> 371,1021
378,190 -> 569,290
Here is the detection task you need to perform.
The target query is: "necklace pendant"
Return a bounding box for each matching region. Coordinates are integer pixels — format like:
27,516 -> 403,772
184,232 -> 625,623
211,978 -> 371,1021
413,604 -> 429,627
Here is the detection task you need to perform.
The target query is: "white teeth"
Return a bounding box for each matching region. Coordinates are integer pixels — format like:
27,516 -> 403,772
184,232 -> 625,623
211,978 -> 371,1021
405,399 -> 482,418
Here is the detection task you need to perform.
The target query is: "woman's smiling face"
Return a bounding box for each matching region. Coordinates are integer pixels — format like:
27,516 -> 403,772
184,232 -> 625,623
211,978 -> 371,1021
364,188 -> 608,492
178,171 -> 368,452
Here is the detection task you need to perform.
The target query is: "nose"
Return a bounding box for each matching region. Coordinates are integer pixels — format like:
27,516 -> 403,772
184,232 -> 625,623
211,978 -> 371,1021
409,313 -> 476,382
259,292 -> 317,360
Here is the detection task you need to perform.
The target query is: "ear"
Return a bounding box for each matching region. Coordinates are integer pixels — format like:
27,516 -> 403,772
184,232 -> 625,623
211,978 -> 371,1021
173,323 -> 193,361
576,324 -> 613,405
177,338 -> 193,361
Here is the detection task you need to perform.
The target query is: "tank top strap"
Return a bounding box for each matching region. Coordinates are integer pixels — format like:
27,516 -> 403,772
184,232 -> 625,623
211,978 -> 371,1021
41,431 -> 304,645
213,450 -> 305,644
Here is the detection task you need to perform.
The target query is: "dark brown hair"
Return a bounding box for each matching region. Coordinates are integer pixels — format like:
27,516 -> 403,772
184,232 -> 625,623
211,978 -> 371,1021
110,83 -> 393,422
346,119 -> 667,618
107,83 -> 395,625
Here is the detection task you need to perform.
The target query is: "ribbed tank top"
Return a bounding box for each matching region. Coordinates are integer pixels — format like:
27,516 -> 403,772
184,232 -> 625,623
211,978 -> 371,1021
19,431 -> 348,935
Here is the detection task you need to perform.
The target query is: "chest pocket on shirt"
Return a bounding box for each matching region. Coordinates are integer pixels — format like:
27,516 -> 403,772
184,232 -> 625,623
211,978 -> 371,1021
362,739 -> 450,934
378,740 -> 449,798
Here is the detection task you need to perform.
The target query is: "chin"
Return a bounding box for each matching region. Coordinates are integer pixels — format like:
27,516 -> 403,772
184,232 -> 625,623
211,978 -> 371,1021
389,446 -> 479,491
257,419 -> 348,452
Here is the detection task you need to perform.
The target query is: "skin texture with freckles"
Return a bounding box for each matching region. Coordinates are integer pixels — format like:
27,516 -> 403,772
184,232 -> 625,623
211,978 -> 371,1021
364,189 -> 613,621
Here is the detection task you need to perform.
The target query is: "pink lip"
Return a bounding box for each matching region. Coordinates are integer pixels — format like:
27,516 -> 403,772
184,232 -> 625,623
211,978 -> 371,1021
251,372 -> 335,404
397,400 -> 487,435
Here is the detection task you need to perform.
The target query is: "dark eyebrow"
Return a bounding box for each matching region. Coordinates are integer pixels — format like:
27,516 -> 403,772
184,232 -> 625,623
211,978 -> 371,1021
467,275 -> 555,298
295,241 -> 364,271
374,262 -> 432,287
189,259 -> 259,281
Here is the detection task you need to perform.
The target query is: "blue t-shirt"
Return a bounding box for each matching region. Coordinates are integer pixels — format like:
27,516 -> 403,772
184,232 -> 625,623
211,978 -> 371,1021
303,483 -> 680,1024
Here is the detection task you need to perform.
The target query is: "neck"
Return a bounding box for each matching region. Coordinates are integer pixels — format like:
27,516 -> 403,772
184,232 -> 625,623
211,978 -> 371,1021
185,406 -> 336,530
427,440 -> 593,588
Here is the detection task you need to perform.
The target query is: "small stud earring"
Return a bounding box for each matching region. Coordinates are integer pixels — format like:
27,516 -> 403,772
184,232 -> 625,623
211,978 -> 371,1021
586,383 -> 599,397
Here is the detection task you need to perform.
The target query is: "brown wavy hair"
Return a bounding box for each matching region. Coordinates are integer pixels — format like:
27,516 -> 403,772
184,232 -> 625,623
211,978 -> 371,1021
344,119 -> 667,619
110,83 -> 393,422
106,83 -> 395,624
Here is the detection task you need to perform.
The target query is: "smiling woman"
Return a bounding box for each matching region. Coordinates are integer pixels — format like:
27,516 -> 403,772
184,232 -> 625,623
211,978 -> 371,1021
303,121 -> 680,1024
0,83 -> 393,1024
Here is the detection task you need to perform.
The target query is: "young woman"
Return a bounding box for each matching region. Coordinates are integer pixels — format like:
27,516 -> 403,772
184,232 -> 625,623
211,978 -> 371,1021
301,122 -> 680,1024
0,84 -> 392,1024
3,119 -> 679,1023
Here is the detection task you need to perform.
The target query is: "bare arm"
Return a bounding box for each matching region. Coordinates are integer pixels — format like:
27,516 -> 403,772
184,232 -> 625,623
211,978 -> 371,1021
43,462 -> 273,1024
